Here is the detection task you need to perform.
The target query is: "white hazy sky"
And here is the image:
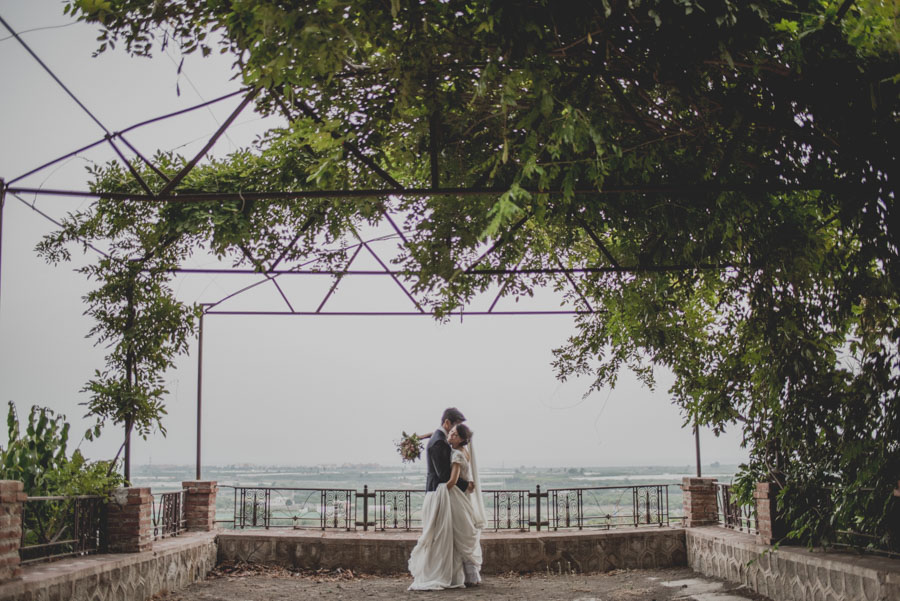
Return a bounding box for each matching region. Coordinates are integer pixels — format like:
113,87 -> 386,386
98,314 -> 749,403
0,1 -> 748,470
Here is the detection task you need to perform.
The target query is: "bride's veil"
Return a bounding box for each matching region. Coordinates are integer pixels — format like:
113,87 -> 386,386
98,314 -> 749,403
469,438 -> 488,529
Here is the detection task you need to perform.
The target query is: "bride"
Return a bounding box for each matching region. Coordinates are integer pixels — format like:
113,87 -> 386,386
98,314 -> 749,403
408,424 -> 487,590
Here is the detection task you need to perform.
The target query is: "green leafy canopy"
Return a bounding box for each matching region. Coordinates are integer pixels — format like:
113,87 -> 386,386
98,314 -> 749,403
50,0 -> 899,549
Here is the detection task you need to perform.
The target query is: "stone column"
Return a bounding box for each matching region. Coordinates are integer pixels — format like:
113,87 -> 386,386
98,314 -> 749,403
107,487 -> 152,553
682,477 -> 718,527
754,482 -> 785,545
0,481 -> 25,582
182,481 -> 217,532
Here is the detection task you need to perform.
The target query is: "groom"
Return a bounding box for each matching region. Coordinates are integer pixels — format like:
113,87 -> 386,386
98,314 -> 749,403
426,407 -> 474,494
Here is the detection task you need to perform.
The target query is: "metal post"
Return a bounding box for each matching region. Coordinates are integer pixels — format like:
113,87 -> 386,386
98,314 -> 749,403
196,308 -> 205,480
0,179 -> 5,319
535,485 -> 541,532
694,423 -> 702,477
362,485 -> 369,531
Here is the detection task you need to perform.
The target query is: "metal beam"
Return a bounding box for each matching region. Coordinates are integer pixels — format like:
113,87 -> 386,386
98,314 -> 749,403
158,264 -> 736,276
9,181 -> 858,203
204,309 -> 595,316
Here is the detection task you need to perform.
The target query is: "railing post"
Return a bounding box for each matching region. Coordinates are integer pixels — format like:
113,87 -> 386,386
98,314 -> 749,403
754,482 -> 784,544
529,485 -> 548,531
182,481 -> 217,532
107,487 -> 152,553
0,480 -> 24,583
355,486 -> 375,531
681,477 -> 718,527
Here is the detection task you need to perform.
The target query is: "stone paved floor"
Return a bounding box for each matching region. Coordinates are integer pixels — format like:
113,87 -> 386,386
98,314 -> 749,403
152,565 -> 773,601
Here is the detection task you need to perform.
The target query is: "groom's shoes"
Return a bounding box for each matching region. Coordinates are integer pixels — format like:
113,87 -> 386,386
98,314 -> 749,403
464,582 -> 480,588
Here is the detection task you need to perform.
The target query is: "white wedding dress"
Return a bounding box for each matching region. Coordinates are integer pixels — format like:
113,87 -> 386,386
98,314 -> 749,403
408,444 -> 487,590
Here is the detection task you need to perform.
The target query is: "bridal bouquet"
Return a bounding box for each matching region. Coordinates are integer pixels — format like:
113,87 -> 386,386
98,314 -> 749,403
396,431 -> 424,463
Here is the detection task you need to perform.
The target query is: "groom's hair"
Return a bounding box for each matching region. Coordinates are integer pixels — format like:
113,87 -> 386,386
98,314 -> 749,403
441,407 -> 466,424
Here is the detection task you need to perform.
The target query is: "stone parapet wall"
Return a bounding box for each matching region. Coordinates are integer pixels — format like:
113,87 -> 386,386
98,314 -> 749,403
686,526 -> 900,601
216,528 -> 687,574
0,532 -> 216,601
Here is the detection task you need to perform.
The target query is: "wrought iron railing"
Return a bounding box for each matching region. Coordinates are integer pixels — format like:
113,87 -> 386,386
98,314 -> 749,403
368,488 -> 531,531
488,489 -> 530,530
548,484 -> 670,530
20,496 -> 105,565
373,488 -> 423,530
222,484 -> 674,532
715,483 -> 757,534
151,490 -> 186,540
231,487 -> 356,530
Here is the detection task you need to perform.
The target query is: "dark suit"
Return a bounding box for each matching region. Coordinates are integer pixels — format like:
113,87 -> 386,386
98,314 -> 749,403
425,428 -> 470,493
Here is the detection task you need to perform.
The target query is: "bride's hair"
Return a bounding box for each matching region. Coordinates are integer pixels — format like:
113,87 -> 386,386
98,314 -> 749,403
454,424 -> 472,446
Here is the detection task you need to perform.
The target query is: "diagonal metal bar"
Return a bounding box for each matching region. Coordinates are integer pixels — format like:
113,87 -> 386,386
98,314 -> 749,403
555,256 -> 594,312
0,13 -> 161,200
158,89 -> 259,197
270,211 -> 322,272
105,136 -> 153,195
284,93 -> 411,246
354,231 -> 425,313
316,244 -> 363,313
11,192 -> 109,258
117,134 -> 171,183
238,243 -> 294,313
488,257 -> 525,313
463,214 -> 530,273
205,277 -> 271,311
8,92 -> 246,185
576,216 -> 621,269
0,13 -> 109,135
9,137 -> 108,185
119,89 -> 248,135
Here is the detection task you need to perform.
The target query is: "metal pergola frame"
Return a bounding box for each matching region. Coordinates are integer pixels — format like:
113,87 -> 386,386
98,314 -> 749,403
2,12 -> 852,483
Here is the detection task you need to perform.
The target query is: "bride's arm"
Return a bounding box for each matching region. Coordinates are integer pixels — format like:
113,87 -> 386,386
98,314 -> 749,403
445,463 -> 461,490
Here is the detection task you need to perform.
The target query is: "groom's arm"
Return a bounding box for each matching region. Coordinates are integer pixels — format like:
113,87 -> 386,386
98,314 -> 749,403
431,439 -> 470,493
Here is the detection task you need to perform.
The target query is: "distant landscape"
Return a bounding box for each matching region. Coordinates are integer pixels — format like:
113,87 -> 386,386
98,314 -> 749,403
133,462 -> 740,526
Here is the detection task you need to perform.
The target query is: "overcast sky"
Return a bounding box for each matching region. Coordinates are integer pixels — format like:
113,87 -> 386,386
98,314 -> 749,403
0,1 -> 749,471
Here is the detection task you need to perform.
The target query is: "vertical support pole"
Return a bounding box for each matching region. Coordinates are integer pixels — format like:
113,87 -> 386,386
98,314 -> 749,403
694,423 -> 702,477
362,485 -> 369,531
196,308 -> 205,481
124,422 -> 132,484
534,485 -> 541,532
0,180 -> 6,320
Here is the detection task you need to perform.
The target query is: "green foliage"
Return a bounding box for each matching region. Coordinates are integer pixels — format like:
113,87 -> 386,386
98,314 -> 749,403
53,0 -> 899,551
0,402 -> 123,497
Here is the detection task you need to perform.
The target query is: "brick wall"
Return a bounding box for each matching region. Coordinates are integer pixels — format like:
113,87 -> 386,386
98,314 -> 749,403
0,481 -> 24,583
